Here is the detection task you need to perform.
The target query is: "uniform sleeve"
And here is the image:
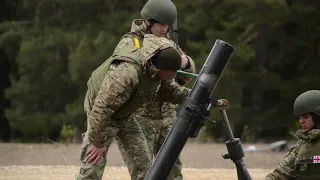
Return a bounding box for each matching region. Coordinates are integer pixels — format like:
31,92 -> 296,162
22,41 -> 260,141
175,45 -> 197,84
87,62 -> 139,147
158,78 -> 190,104
265,141 -> 300,180
179,55 -> 196,84
183,55 -> 196,73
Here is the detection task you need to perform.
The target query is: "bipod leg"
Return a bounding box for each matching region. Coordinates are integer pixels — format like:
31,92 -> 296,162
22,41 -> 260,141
215,99 -> 252,180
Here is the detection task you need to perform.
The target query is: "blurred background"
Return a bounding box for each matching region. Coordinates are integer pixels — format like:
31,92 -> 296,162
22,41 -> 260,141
0,0 -> 320,145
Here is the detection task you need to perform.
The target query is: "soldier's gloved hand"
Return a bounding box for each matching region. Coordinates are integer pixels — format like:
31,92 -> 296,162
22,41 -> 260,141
85,145 -> 108,165
178,48 -> 190,69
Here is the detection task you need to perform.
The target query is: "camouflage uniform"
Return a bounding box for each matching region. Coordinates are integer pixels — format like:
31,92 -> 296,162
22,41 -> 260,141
265,129 -> 320,180
76,35 -> 190,180
116,1 -> 195,179
117,19 -> 196,180
265,90 -> 320,180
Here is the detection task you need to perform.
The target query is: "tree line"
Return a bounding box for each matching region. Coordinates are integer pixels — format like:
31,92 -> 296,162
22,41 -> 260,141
0,0 -> 319,143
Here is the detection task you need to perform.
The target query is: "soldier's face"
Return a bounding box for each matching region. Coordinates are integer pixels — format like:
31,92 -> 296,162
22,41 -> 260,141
158,70 -> 176,80
151,23 -> 169,37
299,113 -> 315,132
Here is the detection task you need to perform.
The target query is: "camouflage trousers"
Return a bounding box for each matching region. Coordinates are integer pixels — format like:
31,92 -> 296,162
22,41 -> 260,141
119,110 -> 183,180
75,104 -> 152,180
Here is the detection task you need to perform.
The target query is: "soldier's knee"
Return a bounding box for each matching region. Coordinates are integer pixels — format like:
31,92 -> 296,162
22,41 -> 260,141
76,167 -> 100,180
76,160 -> 107,180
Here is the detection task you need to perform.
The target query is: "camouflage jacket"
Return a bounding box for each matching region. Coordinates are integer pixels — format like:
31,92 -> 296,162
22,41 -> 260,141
86,34 -> 189,148
265,129 -> 320,180
126,19 -> 196,118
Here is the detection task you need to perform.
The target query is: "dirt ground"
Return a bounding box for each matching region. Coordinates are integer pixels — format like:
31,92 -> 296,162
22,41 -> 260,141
0,142 -> 286,179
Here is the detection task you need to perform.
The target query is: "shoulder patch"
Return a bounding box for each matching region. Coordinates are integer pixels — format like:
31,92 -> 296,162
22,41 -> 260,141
133,37 -> 140,48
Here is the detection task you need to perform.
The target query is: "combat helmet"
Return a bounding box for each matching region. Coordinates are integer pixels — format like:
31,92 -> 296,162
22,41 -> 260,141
141,0 -> 177,25
294,90 -> 320,116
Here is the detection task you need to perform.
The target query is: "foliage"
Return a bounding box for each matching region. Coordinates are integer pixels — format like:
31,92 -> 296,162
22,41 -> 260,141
1,0 -> 320,142
60,124 -> 74,145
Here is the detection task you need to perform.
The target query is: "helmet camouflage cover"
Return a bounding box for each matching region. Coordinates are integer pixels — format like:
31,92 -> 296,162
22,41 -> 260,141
141,0 -> 177,25
294,90 -> 320,116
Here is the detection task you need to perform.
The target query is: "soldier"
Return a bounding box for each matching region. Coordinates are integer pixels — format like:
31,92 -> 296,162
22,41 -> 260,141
116,0 -> 196,179
76,34 -> 191,180
265,90 -> 320,180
